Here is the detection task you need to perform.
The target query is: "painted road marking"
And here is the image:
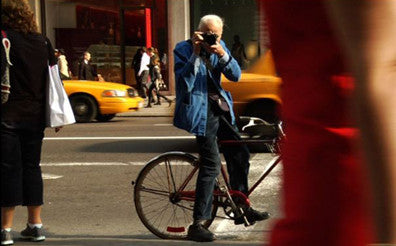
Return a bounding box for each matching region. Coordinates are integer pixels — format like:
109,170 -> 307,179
40,161 -> 227,166
41,162 -> 147,166
43,136 -> 195,140
42,173 -> 63,180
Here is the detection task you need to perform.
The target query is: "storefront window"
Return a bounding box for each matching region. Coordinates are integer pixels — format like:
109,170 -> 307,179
45,0 -> 167,86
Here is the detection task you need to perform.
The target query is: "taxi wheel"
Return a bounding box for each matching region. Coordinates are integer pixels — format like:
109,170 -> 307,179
70,95 -> 98,123
96,114 -> 116,122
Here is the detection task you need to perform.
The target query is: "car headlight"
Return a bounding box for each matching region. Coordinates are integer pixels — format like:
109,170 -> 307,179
102,90 -> 127,97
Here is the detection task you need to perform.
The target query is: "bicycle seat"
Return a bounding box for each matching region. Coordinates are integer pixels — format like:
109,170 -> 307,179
239,116 -> 279,139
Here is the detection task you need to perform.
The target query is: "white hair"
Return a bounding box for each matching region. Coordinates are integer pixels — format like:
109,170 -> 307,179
198,14 -> 224,30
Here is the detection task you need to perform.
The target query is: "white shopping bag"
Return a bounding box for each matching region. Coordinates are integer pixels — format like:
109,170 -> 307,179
46,64 -> 76,127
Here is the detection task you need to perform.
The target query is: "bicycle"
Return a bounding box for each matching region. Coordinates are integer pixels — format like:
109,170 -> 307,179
132,116 -> 284,240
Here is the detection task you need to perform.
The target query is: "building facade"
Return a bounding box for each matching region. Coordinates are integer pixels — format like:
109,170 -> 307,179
28,0 -> 267,94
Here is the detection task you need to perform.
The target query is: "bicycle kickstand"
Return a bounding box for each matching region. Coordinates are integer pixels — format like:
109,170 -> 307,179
215,178 -> 251,226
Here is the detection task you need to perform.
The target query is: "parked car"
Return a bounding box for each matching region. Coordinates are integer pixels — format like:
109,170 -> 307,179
222,51 -> 282,123
63,80 -> 144,123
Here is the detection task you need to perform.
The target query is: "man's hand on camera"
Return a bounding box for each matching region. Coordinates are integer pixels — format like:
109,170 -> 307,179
192,31 -> 225,58
192,32 -> 204,56
208,42 -> 226,58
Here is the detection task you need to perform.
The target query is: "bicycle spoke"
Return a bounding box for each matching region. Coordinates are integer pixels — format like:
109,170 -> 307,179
134,153 -> 218,239
178,202 -> 194,225
165,158 -> 178,193
139,187 -> 169,197
139,197 -> 169,213
152,202 -> 170,225
148,166 -> 167,189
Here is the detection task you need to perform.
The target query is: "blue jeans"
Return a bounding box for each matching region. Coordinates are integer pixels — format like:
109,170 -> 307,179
193,102 -> 250,220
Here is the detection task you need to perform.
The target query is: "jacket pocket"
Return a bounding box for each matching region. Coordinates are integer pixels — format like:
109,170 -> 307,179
175,102 -> 192,129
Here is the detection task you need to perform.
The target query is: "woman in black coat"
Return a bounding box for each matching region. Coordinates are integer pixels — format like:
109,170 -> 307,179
1,0 -> 58,244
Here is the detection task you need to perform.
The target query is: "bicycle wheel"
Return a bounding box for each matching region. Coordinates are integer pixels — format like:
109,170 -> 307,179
134,152 -> 218,239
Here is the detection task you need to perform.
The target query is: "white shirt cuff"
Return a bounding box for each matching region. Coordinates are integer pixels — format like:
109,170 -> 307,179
218,52 -> 230,65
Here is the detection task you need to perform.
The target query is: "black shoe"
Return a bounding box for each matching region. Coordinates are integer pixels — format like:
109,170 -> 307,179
234,207 -> 270,225
20,224 -> 45,242
154,102 -> 161,105
1,229 -> 14,245
187,223 -> 216,242
145,104 -> 152,108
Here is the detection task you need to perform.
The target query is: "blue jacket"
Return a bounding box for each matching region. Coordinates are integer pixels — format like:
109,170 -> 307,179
173,40 -> 241,136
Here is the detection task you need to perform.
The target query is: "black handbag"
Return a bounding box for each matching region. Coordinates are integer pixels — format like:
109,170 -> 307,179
208,93 -> 230,113
155,78 -> 167,91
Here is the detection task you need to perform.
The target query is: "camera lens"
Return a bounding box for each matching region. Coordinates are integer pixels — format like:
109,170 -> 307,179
203,33 -> 217,45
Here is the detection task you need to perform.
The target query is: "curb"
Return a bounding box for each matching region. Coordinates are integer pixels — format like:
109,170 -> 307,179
117,97 -> 175,117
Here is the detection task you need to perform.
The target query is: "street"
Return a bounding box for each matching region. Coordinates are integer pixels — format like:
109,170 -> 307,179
11,117 -> 282,246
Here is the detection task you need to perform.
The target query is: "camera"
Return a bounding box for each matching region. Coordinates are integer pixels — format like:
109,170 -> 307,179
202,33 -> 218,45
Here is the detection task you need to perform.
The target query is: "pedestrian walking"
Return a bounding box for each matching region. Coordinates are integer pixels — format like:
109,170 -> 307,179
132,47 -> 144,93
145,56 -> 172,108
78,51 -> 103,81
55,48 -> 71,80
137,47 -> 153,98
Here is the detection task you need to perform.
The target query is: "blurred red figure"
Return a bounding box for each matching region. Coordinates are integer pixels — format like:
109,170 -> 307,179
262,1 -> 374,245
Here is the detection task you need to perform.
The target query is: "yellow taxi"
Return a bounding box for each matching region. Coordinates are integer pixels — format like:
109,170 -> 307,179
63,80 -> 144,123
222,51 -> 282,123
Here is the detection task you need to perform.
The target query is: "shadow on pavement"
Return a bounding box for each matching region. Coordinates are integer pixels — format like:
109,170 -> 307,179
81,139 -> 198,153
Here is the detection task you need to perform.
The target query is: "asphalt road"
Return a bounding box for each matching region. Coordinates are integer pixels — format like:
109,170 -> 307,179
10,117 -> 283,246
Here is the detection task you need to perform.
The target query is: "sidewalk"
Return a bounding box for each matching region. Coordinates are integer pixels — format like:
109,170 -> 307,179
118,96 -> 175,117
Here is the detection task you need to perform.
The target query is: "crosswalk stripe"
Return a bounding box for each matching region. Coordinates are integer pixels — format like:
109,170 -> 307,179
40,162 -> 147,166
43,136 -> 195,140
42,173 -> 63,180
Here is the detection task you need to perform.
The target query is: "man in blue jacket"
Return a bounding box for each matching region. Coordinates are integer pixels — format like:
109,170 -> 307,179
173,14 -> 269,242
